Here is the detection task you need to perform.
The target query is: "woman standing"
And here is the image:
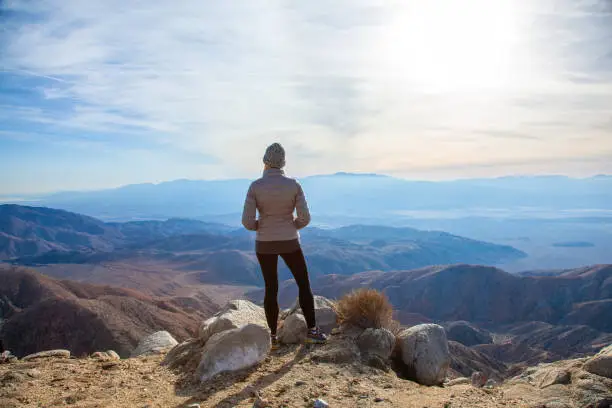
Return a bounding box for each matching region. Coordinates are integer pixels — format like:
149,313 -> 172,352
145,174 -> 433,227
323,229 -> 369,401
242,143 -> 327,348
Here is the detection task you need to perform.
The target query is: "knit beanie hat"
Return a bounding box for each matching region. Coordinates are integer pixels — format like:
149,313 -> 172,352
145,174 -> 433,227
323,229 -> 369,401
263,143 -> 286,169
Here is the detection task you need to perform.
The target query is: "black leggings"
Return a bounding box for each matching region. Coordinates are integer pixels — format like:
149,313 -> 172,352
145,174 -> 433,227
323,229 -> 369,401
256,248 -> 316,335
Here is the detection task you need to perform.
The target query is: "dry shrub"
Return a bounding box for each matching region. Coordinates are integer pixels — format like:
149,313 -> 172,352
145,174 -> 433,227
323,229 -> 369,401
336,289 -> 394,330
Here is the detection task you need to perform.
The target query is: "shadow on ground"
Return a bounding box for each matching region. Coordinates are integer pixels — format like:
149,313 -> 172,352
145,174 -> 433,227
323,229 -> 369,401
173,344 -> 309,408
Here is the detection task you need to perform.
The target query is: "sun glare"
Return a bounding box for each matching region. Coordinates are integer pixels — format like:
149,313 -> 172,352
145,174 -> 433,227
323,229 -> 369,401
379,0 -> 524,92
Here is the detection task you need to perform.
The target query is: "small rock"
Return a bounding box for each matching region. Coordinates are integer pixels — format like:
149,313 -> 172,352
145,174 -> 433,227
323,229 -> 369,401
356,328 -> 395,360
101,362 -> 120,370
91,351 -> 110,360
375,397 -> 384,403
295,380 -> 307,386
186,404 -> 201,408
106,350 -> 120,360
278,313 -> 308,344
24,369 -> 41,378
314,399 -> 329,408
471,371 -> 487,388
0,351 -> 16,364
142,374 -> 154,381
253,396 -> 270,408
485,379 -> 497,388
22,349 -> 70,361
131,331 -> 178,357
446,377 -> 471,386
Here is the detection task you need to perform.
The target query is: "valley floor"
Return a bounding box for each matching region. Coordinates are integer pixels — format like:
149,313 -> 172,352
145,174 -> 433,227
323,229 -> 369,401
0,346 -> 567,408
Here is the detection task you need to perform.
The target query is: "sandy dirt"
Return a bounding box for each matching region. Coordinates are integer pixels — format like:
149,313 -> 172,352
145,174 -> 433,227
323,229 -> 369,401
0,345 -> 540,408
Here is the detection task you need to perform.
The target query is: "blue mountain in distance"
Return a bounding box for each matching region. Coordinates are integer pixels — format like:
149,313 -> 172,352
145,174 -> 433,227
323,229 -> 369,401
0,204 -> 525,278
5,174 -> 610,222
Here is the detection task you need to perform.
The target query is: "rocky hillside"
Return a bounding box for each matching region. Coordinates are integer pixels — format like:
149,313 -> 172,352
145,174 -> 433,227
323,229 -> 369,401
0,267 -> 218,358
0,295 -> 610,408
251,264 -> 612,330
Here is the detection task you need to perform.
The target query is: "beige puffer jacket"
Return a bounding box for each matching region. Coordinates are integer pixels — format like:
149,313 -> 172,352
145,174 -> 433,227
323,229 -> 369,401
241,168 -> 311,241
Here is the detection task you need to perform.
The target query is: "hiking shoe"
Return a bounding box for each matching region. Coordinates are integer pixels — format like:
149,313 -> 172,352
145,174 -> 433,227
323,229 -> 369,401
271,334 -> 280,351
305,327 -> 327,344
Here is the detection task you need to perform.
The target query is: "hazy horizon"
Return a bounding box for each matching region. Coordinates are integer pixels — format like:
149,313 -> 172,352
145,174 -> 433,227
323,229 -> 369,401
2,0 -> 612,194
1,171 -> 611,197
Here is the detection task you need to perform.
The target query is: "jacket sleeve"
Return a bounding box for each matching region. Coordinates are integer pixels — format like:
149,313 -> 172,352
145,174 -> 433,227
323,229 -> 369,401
241,184 -> 259,231
294,181 -> 311,230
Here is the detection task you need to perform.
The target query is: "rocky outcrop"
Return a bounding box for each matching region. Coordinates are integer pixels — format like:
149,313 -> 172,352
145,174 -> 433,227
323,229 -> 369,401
356,328 -> 395,361
278,314 -> 307,344
163,300 -> 270,382
283,296 -> 338,334
131,331 -> 178,357
507,357 -> 612,408
199,300 -> 267,343
196,324 -> 270,382
395,324 -> 450,386
584,344 -> 612,379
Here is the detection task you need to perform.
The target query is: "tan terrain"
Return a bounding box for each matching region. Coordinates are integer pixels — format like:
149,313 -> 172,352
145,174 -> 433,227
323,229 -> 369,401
1,344 -> 610,408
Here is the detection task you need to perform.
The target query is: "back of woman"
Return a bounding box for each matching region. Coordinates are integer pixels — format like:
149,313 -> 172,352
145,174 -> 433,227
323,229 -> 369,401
241,143 -> 326,349
247,169 -> 306,242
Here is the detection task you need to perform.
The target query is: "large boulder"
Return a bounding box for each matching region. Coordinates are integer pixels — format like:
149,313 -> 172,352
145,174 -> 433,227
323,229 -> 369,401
131,331 -> 178,357
356,328 -> 395,360
199,300 -> 267,344
396,324 -> 451,386
285,296 -> 337,333
196,324 -> 270,382
278,313 -> 307,344
584,344 -> 612,379
163,299 -> 271,382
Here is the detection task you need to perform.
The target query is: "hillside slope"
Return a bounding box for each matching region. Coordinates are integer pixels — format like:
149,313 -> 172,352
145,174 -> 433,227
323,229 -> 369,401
273,264 -> 612,325
0,267 -> 218,357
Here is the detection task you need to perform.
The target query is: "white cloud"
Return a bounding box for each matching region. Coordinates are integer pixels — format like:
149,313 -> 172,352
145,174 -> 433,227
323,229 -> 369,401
2,0 -> 612,180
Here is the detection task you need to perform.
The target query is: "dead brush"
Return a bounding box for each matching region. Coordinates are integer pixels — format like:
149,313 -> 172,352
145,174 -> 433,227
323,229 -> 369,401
336,288 -> 395,330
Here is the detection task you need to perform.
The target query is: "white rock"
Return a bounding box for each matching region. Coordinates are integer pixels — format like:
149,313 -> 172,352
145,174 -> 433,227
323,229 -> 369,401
131,331 -> 178,357
278,313 -> 308,344
196,323 -> 270,382
199,300 -> 267,343
106,350 -> 120,360
396,324 -> 450,386
446,377 -> 471,386
584,344 -> 612,379
313,398 -> 329,408
22,349 -> 71,361
286,296 -> 337,333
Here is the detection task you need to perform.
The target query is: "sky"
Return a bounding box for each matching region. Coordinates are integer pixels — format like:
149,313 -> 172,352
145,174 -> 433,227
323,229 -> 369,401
1,0 -> 612,195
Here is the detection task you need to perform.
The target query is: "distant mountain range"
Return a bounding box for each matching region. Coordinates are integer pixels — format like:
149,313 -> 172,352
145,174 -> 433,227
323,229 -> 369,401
0,204 -> 526,282
4,174 -> 611,221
